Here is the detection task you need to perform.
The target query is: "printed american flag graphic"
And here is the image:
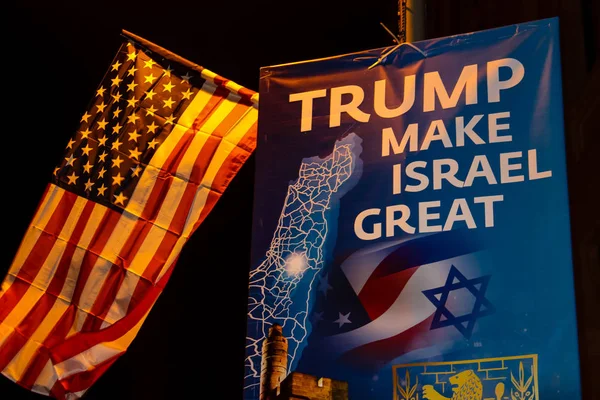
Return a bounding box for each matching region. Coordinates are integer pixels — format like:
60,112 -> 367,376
0,30 -> 257,399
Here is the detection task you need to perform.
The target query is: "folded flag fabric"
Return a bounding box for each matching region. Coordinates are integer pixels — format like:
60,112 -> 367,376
0,30 -> 258,399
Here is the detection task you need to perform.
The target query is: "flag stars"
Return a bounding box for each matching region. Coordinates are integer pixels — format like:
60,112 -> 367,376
81,144 -> 93,156
97,166 -> 107,178
84,179 -> 94,192
311,311 -> 324,324
127,97 -> 138,108
64,154 -> 77,166
67,138 -> 76,149
163,65 -> 173,76
96,86 -> 106,97
128,129 -> 141,142
97,118 -> 109,130
112,156 -> 124,169
165,115 -> 176,125
126,51 -> 137,61
143,59 -> 156,69
114,192 -> 128,206
129,148 -> 142,160
127,81 -> 138,92
145,89 -> 156,100
112,173 -> 125,186
67,172 -> 79,185
127,65 -> 138,76
111,60 -> 122,71
334,312 -> 352,328
147,121 -> 158,134
80,129 -> 92,139
96,102 -> 107,113
83,161 -> 93,173
181,88 -> 193,100
97,183 -> 107,196
111,75 -> 123,87
111,92 -> 122,102
98,152 -> 108,163
127,114 -> 140,124
162,81 -> 175,92
112,107 -> 123,118
112,123 -> 123,134
80,112 -> 92,123
163,97 -> 175,109
111,139 -> 123,151
181,72 -> 192,82
145,105 -> 157,116
131,165 -> 142,177
98,136 -> 108,147
147,138 -> 159,149
317,274 -> 333,296
144,73 -> 157,84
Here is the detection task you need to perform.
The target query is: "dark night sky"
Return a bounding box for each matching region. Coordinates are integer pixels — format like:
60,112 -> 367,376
1,1 -> 597,399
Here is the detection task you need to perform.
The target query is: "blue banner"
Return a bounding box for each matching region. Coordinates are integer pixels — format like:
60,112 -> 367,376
245,17 -> 581,400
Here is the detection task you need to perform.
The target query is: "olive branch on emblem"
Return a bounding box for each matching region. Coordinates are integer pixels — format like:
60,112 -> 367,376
397,370 -> 419,400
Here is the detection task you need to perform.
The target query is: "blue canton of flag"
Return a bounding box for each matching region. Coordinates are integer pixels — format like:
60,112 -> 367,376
53,39 -> 198,209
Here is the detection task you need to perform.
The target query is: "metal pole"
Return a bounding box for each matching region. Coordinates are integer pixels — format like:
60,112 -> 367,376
403,0 -> 425,42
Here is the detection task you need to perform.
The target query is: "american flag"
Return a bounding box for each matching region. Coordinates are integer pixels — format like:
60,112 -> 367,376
300,229 -> 488,374
0,30 -> 257,399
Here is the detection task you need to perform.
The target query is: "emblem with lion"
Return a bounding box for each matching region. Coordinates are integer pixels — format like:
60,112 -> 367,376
422,369 -> 483,400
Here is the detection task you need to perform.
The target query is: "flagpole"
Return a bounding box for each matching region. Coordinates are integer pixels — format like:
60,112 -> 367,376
400,0 -> 425,43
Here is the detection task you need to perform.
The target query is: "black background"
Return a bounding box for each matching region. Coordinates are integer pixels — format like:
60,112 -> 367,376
2,1 -> 598,399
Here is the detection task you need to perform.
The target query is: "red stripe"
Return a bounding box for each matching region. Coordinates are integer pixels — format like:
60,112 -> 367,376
59,353 -> 121,395
237,87 -> 256,103
50,378 -> 67,400
0,191 -> 78,324
358,267 -> 419,321
212,75 -> 229,88
337,315 -> 436,371
0,201 -> 95,371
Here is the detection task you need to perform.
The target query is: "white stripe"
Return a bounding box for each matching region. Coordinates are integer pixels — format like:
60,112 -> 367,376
31,360 -> 57,396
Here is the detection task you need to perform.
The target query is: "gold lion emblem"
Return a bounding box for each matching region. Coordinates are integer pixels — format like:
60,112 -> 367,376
422,370 -> 483,400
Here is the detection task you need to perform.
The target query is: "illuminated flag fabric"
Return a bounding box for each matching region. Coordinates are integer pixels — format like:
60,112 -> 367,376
0,30 -> 258,399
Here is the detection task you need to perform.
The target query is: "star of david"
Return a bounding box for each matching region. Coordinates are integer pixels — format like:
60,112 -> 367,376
422,265 -> 495,339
